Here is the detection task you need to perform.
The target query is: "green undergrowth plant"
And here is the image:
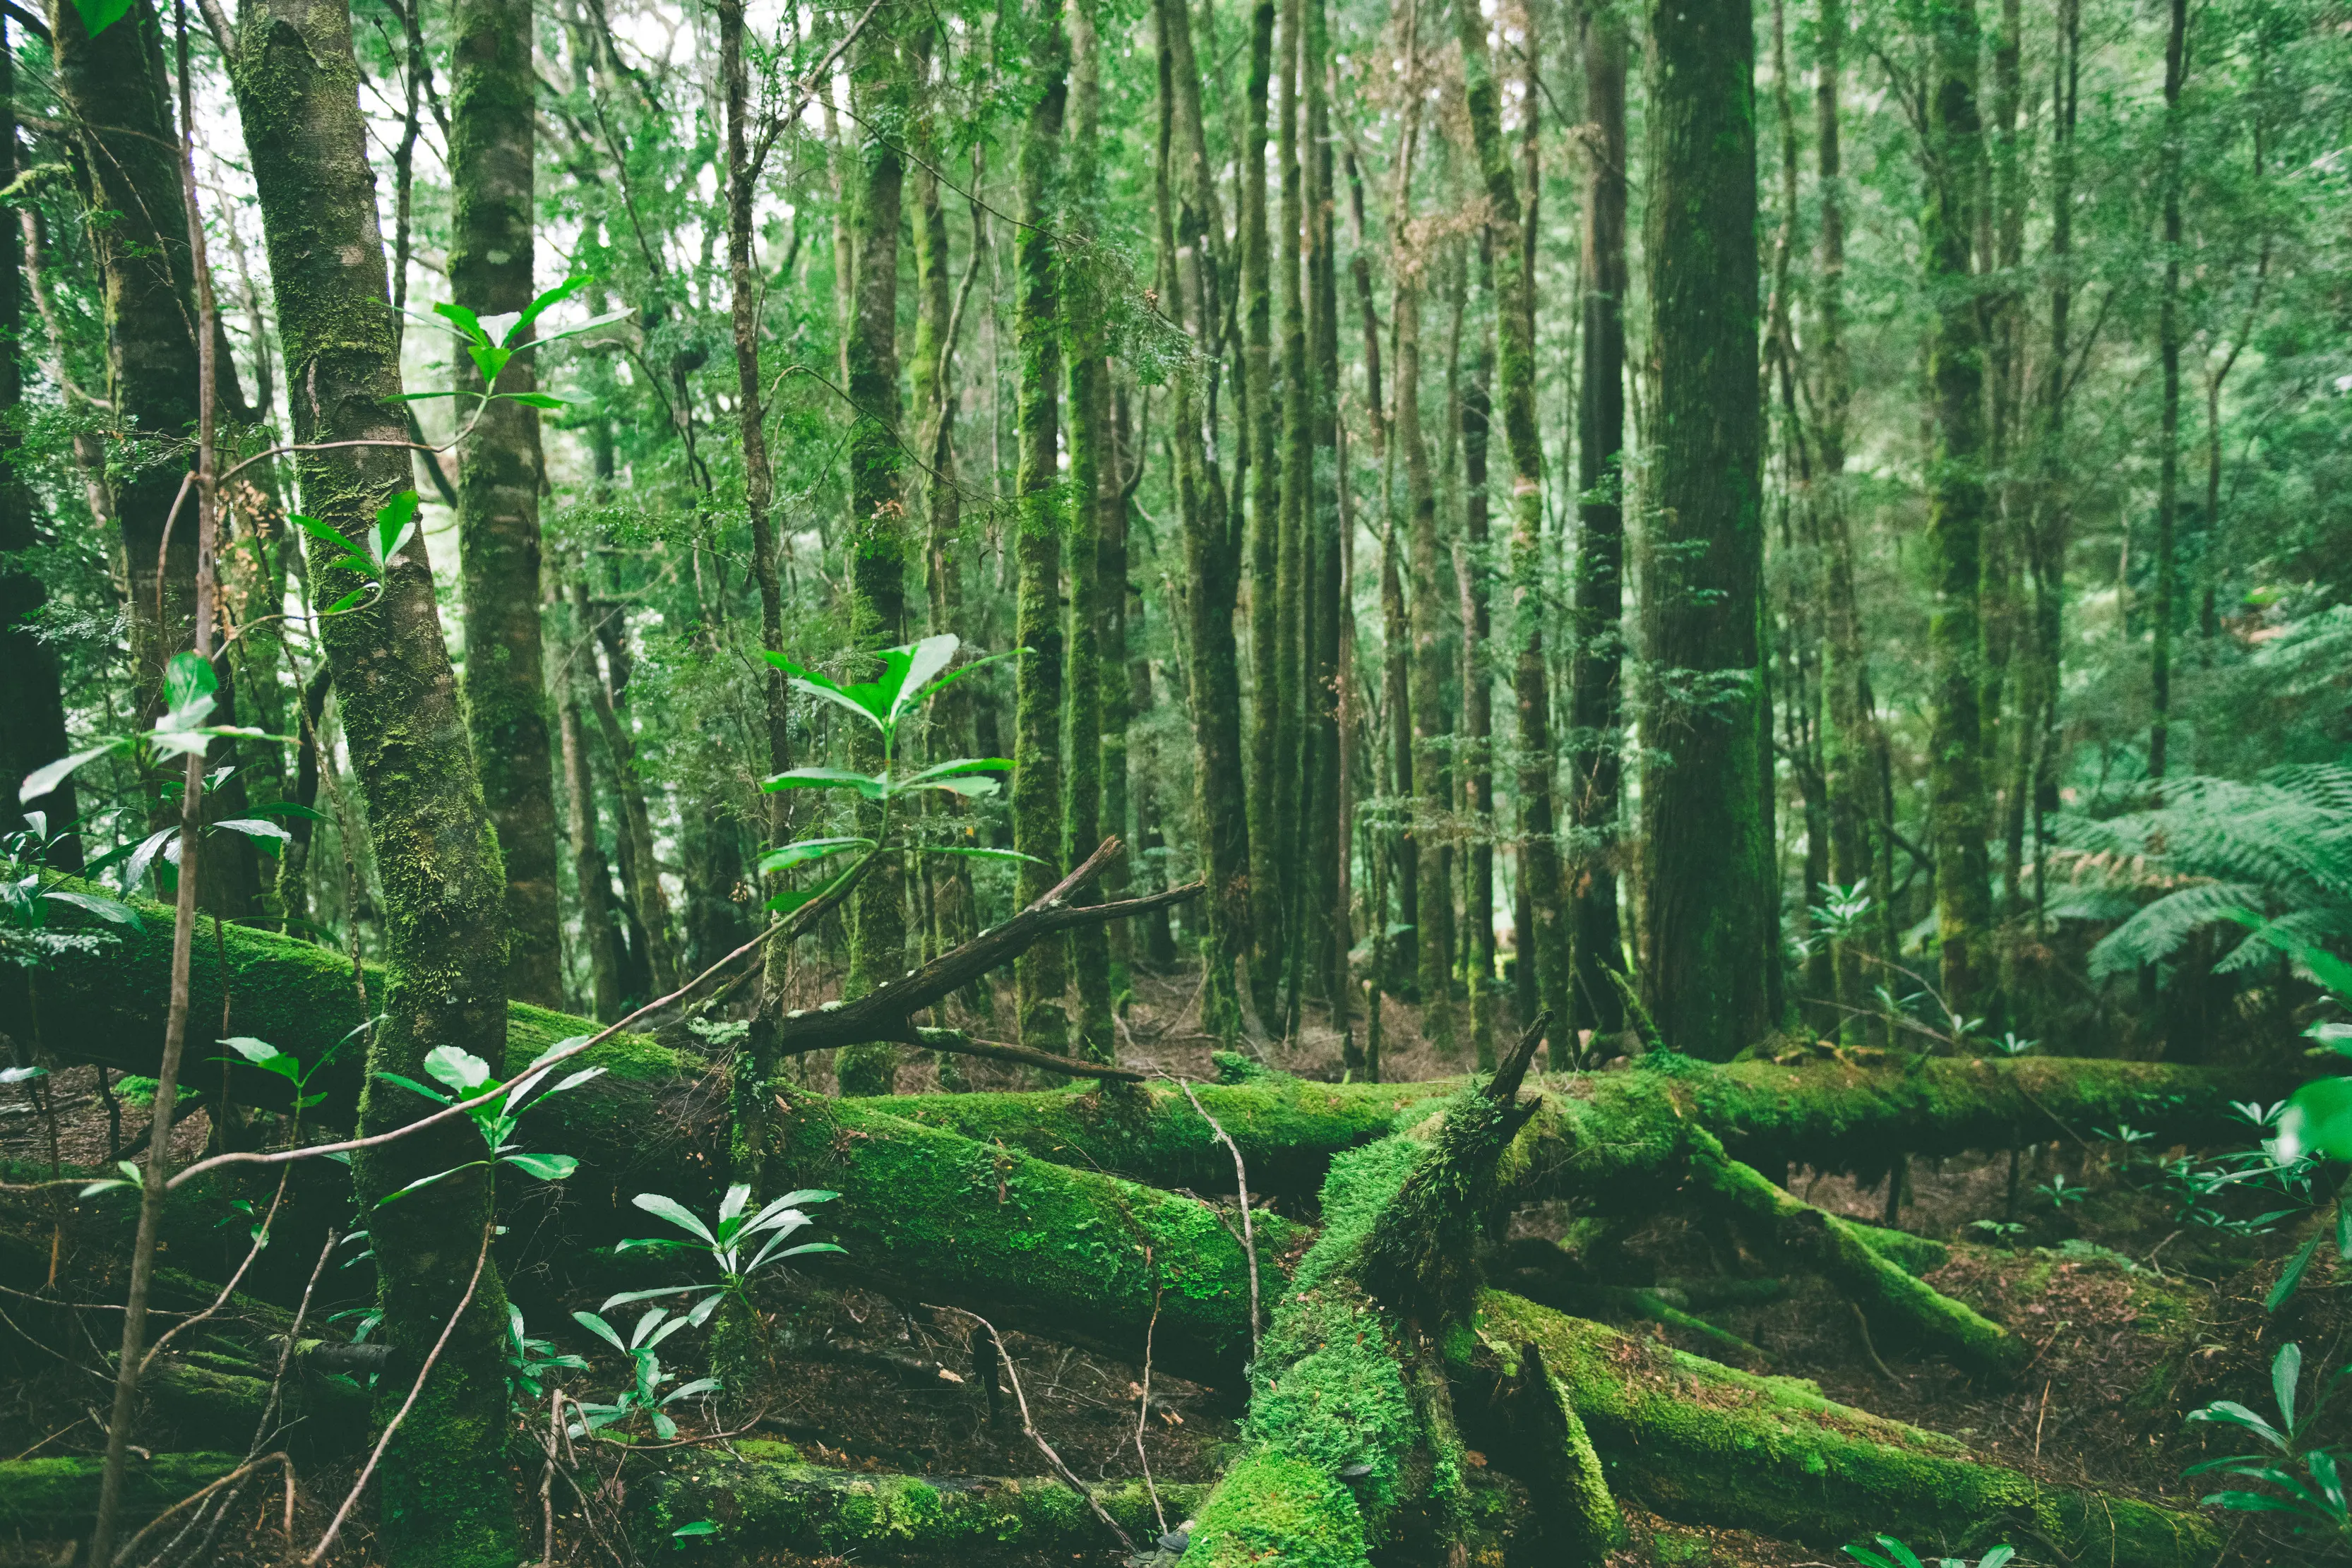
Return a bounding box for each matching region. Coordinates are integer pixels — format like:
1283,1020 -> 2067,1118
2185,1341 -> 2352,1556
568,1304 -> 724,1441
374,1040 -> 605,1205
597,1182 -> 842,1324
1845,1538 -> 2016,1568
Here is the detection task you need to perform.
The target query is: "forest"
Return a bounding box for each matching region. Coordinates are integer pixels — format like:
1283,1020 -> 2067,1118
0,0 -> 2348,1558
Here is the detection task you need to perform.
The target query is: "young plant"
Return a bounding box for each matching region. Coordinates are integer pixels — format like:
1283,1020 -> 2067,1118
566,1305 -> 722,1442
2185,1341 -> 2352,1555
2037,1173 -> 2087,1211
758,633 -> 1032,911
17,652 -> 288,829
506,1304 -> 590,1402
216,1019 -> 375,1135
598,1183 -> 842,1324
372,1041 -> 606,1206
1844,1536 -> 2015,1568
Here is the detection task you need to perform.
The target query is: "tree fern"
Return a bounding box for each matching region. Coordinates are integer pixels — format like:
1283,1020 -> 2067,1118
2050,765 -> 2352,984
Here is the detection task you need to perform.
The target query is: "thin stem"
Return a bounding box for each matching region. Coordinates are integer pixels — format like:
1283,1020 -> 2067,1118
1176,1077 -> 1258,1357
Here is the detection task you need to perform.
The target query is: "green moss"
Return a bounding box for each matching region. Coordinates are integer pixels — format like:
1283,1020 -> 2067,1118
1848,1221 -> 1950,1276
651,1447 -> 1211,1557
0,1452 -> 240,1538
1190,1453 -> 1369,1568
1480,1291 -> 2221,1568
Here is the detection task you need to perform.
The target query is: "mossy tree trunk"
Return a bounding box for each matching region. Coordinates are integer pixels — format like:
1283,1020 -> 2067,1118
1457,239 -> 1496,1062
1456,0 -> 1568,1062
1013,0 -> 1073,1060
1241,0 -> 1283,1021
52,0 -> 262,915
1568,0 -> 1628,1039
839,10 -> 911,1099
450,0 -> 563,1007
1398,225 -> 1457,1053
1635,0 -> 1777,1059
229,0 -> 520,1560
1922,0 -> 1996,1017
0,18 -> 77,863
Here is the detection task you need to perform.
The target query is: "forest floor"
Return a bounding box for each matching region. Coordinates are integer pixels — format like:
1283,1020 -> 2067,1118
1,964 -> 2343,1567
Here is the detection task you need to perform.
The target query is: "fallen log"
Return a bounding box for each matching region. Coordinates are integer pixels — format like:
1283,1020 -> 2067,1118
0,1452 -> 241,1541
645,1437 -> 1209,1560
1468,1290 -> 2221,1568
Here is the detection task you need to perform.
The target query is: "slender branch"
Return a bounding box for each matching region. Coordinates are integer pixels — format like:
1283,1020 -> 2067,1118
107,1453 -> 291,1568
931,1307 -> 1136,1554
1177,1078 -> 1259,1358
1134,1259 -> 1168,1538
306,1219 -> 494,1564
895,1027 -> 1149,1082
138,1168 -> 292,1375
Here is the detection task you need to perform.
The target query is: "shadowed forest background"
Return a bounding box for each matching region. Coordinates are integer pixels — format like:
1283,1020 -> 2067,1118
1,0 -> 2350,1557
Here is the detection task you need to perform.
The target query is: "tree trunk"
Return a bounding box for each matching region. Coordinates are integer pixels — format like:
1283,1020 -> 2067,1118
1458,0 -> 1570,1062
1304,0 -> 1346,1010
1063,0 -> 1116,1066
1014,0 -> 1073,1058
451,0 -> 563,1007
0,21 -> 78,864
2149,0 -> 2185,782
1399,254 -> 1457,1051
1272,0 -> 1308,1027
1568,0 -> 1628,1038
1637,0 -> 1774,1059
1459,238 -> 1496,1060
54,0 -> 261,914
1242,0 -> 1283,1019
578,588 -> 680,992
229,0 -> 518,1555
560,635 -> 626,1021
1923,0 -> 1995,1016
840,12 -> 911,1098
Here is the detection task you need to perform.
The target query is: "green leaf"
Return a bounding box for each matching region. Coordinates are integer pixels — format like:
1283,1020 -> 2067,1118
633,1192 -> 717,1245
890,634 -> 962,720
671,1519 -> 721,1539
375,1162 -> 484,1207
432,300 -> 491,346
20,743 -> 123,806
760,654 -> 890,733
286,512 -> 357,552
376,1071 -> 453,1107
757,836 -> 875,874
2276,1077 -> 2352,1164
598,1284 -> 708,1311
374,491 -> 422,569
221,1036 -> 302,1082
0,1065 -> 44,1084
42,890 -> 143,930
2273,1342 -> 2303,1432
760,766 -> 888,800
423,1045 -> 494,1094
502,1151 -> 579,1182
571,1309 -> 629,1354
528,307 -> 635,350
912,646 -> 1025,711
502,391 -> 571,409
247,799 -> 333,823
764,887 -> 820,914
321,587 -> 374,616
210,818 -> 294,850
513,275 -> 590,339
394,390 -> 461,401
897,758 -> 1015,789
912,774 -> 1003,798
72,0 -> 137,35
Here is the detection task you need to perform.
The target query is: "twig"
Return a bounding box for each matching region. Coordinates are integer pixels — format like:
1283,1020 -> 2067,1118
1177,1079 -> 1259,1358
930,1307 -> 1135,1553
1849,1300 -> 1900,1384
1133,1253 -> 1168,1537
107,1453 -> 290,1568
168,858 -> 864,1190
895,1027 -> 1148,1082
139,1168 -> 292,1375
306,1219 -> 494,1563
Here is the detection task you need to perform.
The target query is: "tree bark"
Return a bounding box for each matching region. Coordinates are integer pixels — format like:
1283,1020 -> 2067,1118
839,12 -> 911,1098
1458,238 -> 1496,1060
1568,0 -> 1628,1037
1635,0 -> 1774,1059
1399,241 -> 1457,1051
2149,0 -> 2185,781
1923,0 -> 1996,1015
229,0 -> 518,1555
1013,0 -> 1073,1058
1241,0 -> 1283,1019
450,0 -> 563,1007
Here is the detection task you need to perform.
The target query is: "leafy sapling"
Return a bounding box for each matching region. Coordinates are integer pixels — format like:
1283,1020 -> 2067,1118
2184,1341 -> 2352,1553
17,652 -> 289,836
758,632 -> 1034,912
506,1305 -> 590,1402
599,1183 -> 842,1325
1844,1538 -> 2016,1568
567,1305 -> 723,1441
372,1040 -> 606,1206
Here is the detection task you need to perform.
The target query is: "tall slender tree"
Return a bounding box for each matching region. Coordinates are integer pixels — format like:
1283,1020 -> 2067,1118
839,13 -> 912,1096
1637,0 -> 1775,1059
2149,0 -> 2186,781
451,0 -> 563,1006
1014,0 -> 1073,1056
230,0 -> 518,1555
1241,0 -> 1283,1016
1568,0 -> 1628,1037
1921,0 -> 1995,1015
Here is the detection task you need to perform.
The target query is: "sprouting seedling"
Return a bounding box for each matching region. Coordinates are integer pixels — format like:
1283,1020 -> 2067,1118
216,1017 -> 376,1133
2036,1173 -> 2086,1211
756,633 -> 1036,914
402,274 -> 626,409
371,1040 -> 605,1206
2184,1341 -> 2352,1550
506,1304 -> 590,1402
17,651 -> 287,812
1991,1031 -> 2037,1058
566,1305 -> 722,1442
287,490 -> 424,616
597,1183 -> 842,1327
1844,1536 -> 2016,1568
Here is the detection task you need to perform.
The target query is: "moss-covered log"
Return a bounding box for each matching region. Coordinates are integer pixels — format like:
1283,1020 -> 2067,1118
646,1437 -> 1207,1559
0,1453 -> 241,1540
754,1094 -> 1301,1386
1471,1291 -> 2220,1568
